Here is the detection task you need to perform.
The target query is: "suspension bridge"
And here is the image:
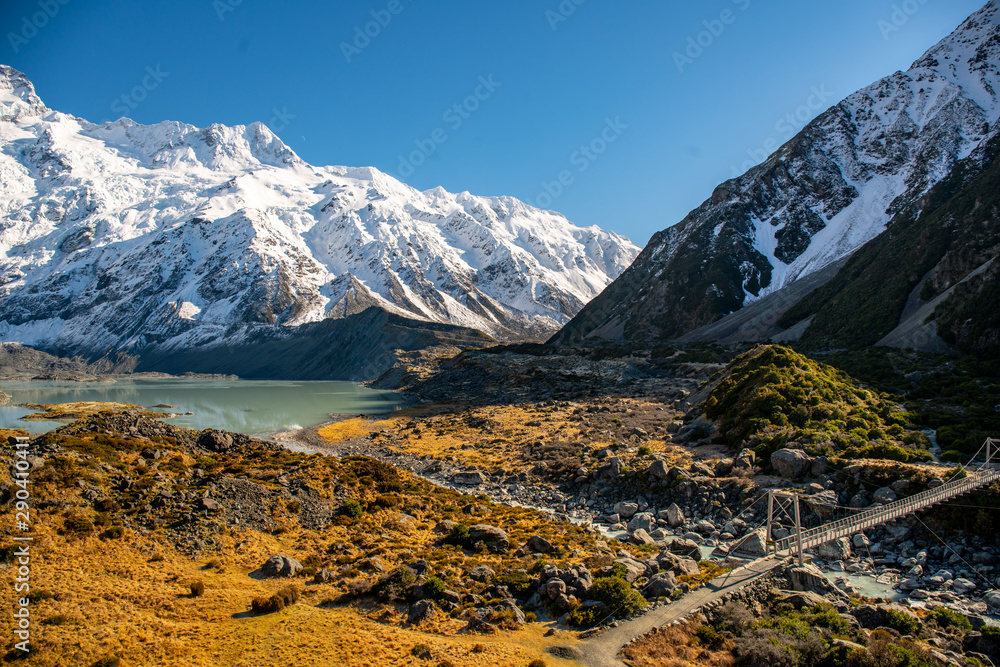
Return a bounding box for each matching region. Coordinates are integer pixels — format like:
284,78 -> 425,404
574,438 -> 999,667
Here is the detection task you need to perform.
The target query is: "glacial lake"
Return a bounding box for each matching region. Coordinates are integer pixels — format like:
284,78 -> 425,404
0,378 -> 398,436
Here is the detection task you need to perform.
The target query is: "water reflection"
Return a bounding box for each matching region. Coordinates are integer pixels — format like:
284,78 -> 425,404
0,379 -> 398,437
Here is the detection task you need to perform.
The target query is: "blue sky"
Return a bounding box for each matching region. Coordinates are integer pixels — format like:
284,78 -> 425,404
1,0 -> 987,246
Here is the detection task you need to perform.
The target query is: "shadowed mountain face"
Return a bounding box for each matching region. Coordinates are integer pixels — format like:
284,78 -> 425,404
775,126 -> 1000,358
0,65 -> 638,378
552,2 -> 1000,347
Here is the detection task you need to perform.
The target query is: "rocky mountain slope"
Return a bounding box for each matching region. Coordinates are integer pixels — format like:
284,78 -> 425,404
553,1 -> 1000,346
776,125 -> 1000,356
0,65 -> 638,377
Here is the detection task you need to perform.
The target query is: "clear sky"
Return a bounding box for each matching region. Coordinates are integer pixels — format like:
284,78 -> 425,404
0,0 -> 988,246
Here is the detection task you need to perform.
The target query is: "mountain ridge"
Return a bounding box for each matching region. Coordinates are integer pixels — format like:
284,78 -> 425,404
0,65 -> 639,377
552,0 -> 1000,346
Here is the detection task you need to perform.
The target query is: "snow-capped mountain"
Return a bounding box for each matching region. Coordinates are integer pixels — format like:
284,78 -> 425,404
0,65 -> 639,367
555,1 -> 1000,345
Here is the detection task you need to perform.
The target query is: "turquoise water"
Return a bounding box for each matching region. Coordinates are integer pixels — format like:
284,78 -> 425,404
0,378 -> 398,436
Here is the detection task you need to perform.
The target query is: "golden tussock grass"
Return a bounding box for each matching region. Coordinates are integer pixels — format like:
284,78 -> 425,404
3,517 -> 583,667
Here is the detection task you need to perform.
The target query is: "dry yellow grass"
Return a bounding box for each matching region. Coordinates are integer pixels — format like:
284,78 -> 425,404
622,620 -> 734,667
317,400 -> 694,477
2,517 -> 583,667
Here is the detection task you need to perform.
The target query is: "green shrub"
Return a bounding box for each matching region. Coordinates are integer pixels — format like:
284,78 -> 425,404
496,571 -> 534,598
637,445 -> 652,456
277,585 -> 300,606
63,515 -> 93,534
694,623 -> 724,648
445,523 -> 470,547
340,499 -> 364,519
423,576 -> 446,599
883,609 -> 919,635
373,566 -> 417,602
102,526 -> 125,540
287,500 -> 302,514
410,644 -> 431,659
251,594 -> 285,614
41,615 -> 69,626
589,577 -> 647,618
928,607 -> 971,632
568,604 -> 604,628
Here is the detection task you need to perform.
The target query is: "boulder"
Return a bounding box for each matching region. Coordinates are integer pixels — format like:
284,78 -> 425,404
656,551 -> 699,576
811,456 -> 829,476
469,565 -> 496,582
466,524 -> 509,553
260,554 -> 302,578
198,497 -> 221,512
647,571 -> 678,598
614,501 -> 639,519
849,492 -> 869,508
199,430 -> 234,452
815,537 -> 852,561
804,491 -> 838,519
984,589 -> 1000,612
666,503 -> 685,527
733,448 -> 756,469
852,534 -> 870,549
667,538 -> 702,560
953,578 -> 977,594
408,600 -> 436,624
790,564 -> 846,598
628,512 -> 656,534
524,535 -> 554,554
773,589 -> 831,610
648,460 -> 670,480
771,449 -> 812,479
613,557 -> 647,583
452,471 -> 487,485
730,529 -> 767,557
629,529 -> 655,545
872,487 -> 897,504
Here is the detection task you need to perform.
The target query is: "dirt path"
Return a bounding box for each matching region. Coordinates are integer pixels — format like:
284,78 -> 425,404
574,556 -> 786,667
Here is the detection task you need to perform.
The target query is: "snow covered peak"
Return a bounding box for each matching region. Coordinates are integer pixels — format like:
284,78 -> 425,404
0,65 -> 47,122
0,68 -> 639,359
555,1 -> 1000,345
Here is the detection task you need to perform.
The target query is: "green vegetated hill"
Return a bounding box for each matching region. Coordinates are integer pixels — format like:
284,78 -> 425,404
821,348 -> 1000,459
704,345 -> 932,463
778,128 -> 1000,357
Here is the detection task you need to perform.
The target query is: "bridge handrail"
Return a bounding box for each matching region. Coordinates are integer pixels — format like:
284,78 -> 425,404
774,466 -> 1000,551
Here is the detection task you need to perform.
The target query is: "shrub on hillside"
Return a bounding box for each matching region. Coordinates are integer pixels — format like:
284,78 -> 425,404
588,577 -> 647,618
